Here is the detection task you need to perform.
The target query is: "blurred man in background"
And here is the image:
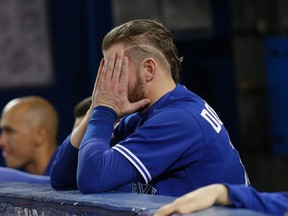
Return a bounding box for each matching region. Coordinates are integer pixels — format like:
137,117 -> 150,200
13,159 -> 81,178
0,96 -> 58,175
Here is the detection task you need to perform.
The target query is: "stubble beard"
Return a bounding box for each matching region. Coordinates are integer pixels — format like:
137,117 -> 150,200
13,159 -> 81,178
128,71 -> 145,103
128,70 -> 148,113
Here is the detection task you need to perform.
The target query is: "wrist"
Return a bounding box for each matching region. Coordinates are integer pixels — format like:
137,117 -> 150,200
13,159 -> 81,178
214,184 -> 232,205
95,102 -> 120,116
91,106 -> 118,123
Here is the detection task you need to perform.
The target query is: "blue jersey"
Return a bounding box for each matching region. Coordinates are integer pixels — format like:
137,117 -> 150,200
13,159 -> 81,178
227,184 -> 288,216
44,147 -> 59,176
51,84 -> 248,197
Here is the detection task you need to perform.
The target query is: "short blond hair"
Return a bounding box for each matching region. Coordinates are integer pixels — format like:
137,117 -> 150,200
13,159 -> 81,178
102,19 -> 182,83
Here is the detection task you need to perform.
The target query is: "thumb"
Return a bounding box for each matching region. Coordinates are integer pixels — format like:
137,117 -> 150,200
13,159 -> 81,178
125,99 -> 150,114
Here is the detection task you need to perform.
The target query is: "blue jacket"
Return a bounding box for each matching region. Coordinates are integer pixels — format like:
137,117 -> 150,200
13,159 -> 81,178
51,84 -> 248,196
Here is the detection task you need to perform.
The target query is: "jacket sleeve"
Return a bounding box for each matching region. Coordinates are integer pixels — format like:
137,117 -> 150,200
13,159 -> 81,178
77,106 -> 140,194
226,184 -> 288,216
50,135 -> 79,190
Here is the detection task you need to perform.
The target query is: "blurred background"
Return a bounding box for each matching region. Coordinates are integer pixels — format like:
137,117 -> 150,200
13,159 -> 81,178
0,0 -> 287,191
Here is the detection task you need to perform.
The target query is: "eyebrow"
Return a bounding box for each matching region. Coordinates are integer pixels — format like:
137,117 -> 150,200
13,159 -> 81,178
0,125 -> 16,133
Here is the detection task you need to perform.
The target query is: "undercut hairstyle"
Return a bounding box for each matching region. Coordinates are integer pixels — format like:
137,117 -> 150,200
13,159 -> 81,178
102,19 -> 183,83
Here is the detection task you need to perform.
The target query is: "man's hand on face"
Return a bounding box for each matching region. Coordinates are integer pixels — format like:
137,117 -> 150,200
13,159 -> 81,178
92,50 -> 150,117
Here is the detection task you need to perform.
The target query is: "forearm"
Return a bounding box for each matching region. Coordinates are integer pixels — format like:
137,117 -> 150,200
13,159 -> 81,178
77,106 -> 135,193
226,184 -> 288,215
80,106 -> 117,147
50,135 -> 79,190
70,107 -> 93,148
154,183 -> 232,216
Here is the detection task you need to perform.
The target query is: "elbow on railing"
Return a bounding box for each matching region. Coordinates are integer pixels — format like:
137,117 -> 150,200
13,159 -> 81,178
77,169 -> 112,194
50,174 -> 77,191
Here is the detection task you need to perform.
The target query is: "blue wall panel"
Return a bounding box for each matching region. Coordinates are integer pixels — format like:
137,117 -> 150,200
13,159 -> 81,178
265,37 -> 288,155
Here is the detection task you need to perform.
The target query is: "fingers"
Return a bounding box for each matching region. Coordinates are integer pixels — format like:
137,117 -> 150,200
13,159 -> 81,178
95,58 -> 105,89
105,52 -> 116,81
154,199 -> 197,216
154,189 -> 213,216
120,55 -> 129,87
91,49 -> 147,116
104,50 -> 124,82
92,59 -> 106,107
93,50 -> 125,101
154,203 -> 176,216
112,50 -> 124,81
127,99 -> 150,114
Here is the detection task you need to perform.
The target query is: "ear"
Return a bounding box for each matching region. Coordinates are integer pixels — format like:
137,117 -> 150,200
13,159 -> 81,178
143,58 -> 156,82
34,127 -> 47,147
